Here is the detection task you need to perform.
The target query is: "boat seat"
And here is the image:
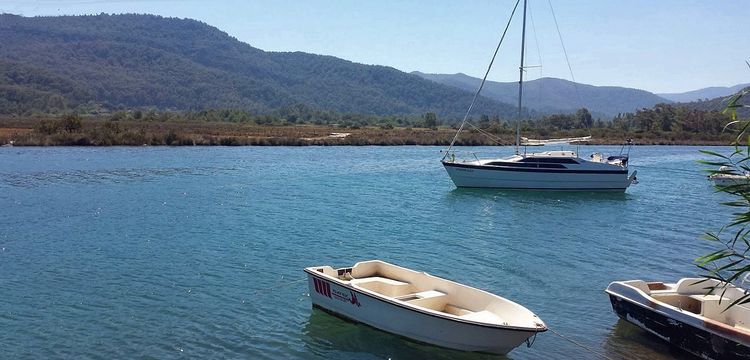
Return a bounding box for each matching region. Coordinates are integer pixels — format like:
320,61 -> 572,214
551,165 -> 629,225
350,276 -> 413,297
460,310 -> 506,325
729,303 -> 750,330
691,294 -> 733,320
404,290 -> 448,310
443,304 -> 473,316
689,294 -> 730,302
652,294 -> 703,314
413,290 -> 445,299
395,290 -> 446,300
674,278 -> 717,294
646,282 -> 669,291
350,276 -> 409,286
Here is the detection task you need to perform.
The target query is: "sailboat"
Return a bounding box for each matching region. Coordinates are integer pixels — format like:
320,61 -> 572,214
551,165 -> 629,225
441,0 -> 637,192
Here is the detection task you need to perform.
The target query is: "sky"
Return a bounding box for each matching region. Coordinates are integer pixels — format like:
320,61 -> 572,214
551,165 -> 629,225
1,0 -> 748,94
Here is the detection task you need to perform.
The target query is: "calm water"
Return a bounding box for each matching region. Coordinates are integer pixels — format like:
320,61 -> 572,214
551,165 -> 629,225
0,145 -> 734,359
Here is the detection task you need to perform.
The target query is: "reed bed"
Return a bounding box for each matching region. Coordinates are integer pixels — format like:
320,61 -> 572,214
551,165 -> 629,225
0,117 -> 734,146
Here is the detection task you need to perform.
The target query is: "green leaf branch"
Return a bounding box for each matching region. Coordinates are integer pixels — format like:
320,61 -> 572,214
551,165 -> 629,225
698,76 -> 750,308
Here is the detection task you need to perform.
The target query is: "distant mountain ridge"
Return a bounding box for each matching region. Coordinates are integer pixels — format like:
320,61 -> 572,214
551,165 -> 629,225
679,85 -> 750,118
412,72 -> 671,118
658,83 -> 750,103
0,13 -> 517,119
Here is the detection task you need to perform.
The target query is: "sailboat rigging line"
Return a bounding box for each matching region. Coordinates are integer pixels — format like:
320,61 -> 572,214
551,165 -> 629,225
465,121 -> 506,145
443,0 -> 521,160
528,4 -> 544,107
547,0 -> 585,118
515,0 -> 529,155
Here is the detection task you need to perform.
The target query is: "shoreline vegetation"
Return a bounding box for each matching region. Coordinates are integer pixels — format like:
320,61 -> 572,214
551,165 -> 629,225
0,105 -> 739,147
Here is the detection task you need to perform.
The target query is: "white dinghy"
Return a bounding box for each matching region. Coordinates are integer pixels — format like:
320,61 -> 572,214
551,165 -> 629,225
606,278 -> 750,359
304,260 -> 546,355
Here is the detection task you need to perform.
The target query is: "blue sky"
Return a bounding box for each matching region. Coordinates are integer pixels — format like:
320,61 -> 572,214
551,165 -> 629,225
1,0 -> 748,93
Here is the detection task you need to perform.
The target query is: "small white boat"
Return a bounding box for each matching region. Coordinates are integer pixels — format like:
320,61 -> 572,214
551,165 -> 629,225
304,260 -> 546,354
606,278 -> 750,359
709,166 -> 750,187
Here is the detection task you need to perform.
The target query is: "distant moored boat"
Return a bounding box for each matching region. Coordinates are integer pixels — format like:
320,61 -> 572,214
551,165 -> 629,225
708,166 -> 750,187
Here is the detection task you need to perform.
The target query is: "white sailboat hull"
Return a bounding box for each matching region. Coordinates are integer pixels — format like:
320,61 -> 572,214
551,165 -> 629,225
709,174 -> 750,187
443,161 -> 633,191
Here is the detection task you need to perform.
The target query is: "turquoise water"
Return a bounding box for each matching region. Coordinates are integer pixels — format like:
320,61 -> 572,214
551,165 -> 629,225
0,145 -> 733,359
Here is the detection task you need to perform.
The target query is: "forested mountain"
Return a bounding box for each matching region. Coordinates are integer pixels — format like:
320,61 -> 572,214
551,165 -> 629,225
0,14 -> 517,119
412,72 -> 671,118
679,86 -> 750,118
658,83 -> 750,103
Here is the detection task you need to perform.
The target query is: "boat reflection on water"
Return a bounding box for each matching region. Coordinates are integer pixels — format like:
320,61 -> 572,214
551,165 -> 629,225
602,319 -> 700,360
302,307 -> 503,360
446,187 -> 631,203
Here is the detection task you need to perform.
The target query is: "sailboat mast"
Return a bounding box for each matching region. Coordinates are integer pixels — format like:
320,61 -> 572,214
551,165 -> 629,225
516,0 -> 528,155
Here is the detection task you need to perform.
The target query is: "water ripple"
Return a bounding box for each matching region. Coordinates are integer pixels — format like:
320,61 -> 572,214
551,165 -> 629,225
0,146 -> 731,359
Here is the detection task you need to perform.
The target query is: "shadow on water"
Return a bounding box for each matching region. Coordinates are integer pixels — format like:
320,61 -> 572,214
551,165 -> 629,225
601,319 -> 700,360
301,307 -> 514,360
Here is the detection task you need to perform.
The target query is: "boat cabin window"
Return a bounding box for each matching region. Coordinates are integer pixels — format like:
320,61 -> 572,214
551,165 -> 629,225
519,157 -> 579,164
485,161 -> 566,169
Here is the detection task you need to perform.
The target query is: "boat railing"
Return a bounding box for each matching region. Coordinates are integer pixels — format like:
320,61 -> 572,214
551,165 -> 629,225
441,150 -> 498,163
